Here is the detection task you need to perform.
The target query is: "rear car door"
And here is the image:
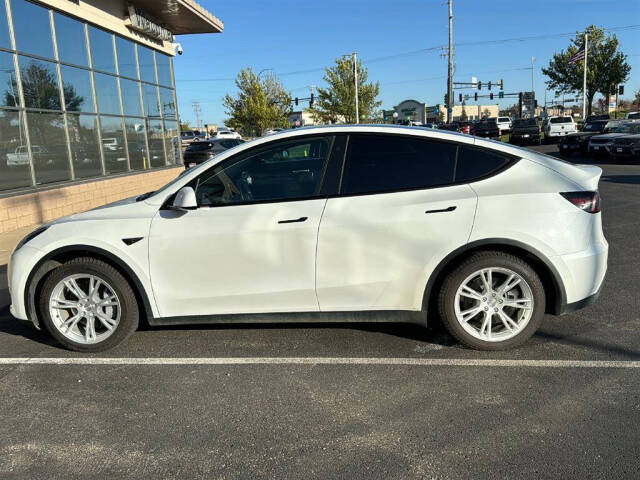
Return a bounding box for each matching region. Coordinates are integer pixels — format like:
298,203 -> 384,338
315,133 -> 479,311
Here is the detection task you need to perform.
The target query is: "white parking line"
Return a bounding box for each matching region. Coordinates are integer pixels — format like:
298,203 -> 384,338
0,357 -> 639,368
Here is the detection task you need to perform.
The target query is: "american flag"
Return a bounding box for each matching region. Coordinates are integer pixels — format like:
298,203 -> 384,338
568,48 -> 585,65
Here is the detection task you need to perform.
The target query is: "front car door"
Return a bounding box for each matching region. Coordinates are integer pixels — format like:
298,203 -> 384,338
316,133 -> 495,311
149,135 -> 339,318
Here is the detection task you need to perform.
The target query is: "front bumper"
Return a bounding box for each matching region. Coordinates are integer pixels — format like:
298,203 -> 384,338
8,245 -> 43,321
610,145 -> 640,158
588,143 -> 612,155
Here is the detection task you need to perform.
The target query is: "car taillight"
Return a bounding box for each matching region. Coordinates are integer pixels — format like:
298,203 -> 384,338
560,191 -> 600,213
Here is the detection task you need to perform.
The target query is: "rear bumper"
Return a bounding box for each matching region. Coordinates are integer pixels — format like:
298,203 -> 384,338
554,240 -> 608,315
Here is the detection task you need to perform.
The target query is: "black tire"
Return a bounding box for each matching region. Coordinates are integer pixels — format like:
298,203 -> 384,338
38,257 -> 139,352
437,251 -> 545,351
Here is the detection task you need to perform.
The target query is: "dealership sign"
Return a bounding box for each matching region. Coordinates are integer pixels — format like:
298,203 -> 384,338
127,5 -> 173,41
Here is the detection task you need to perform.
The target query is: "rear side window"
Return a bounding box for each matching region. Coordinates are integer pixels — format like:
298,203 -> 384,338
341,135 -> 457,195
455,146 -> 510,183
551,117 -> 573,124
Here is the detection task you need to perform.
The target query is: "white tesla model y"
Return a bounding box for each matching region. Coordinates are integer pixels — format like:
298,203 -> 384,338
8,125 -> 607,352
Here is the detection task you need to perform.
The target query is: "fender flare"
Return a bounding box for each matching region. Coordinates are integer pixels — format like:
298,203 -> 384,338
25,244 -> 155,328
422,238 -> 567,315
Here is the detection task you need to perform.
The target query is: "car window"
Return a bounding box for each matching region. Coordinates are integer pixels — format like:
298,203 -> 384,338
192,136 -> 333,206
583,122 -> 605,132
454,146 -> 511,183
341,135 -> 457,195
550,117 -> 573,124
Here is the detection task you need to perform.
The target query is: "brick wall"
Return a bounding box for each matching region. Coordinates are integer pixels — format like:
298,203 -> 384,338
0,167 -> 182,234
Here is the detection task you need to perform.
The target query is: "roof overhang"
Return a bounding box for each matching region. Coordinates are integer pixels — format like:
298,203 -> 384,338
128,0 -> 224,35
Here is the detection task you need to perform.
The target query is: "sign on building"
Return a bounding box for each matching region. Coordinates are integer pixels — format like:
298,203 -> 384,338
127,5 -> 173,41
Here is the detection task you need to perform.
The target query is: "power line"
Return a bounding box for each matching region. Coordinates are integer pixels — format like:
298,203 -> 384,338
175,24 -> 640,83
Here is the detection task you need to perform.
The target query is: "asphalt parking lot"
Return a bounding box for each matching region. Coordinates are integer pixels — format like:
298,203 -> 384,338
1,144 -> 639,479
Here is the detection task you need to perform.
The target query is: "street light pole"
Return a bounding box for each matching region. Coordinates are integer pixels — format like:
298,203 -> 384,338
353,52 -> 359,124
447,0 -> 453,123
582,33 -> 588,119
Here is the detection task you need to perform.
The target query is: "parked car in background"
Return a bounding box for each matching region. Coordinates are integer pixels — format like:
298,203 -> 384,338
585,114 -> 610,123
183,138 -> 245,168
626,112 -> 640,120
611,133 -> 640,161
181,131 -> 205,147
558,120 -> 619,156
495,117 -> 512,135
543,116 -> 577,141
588,121 -> 640,157
439,121 -> 471,134
509,118 -> 541,145
9,125 -> 607,353
6,145 -> 48,166
472,118 -> 500,139
213,129 -> 242,140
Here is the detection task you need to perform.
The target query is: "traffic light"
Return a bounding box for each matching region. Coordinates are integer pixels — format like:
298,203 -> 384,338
295,97 -> 298,106
459,93 -> 463,102
619,85 -> 624,95
534,100 -> 538,108
444,93 -> 449,106
490,92 -> 494,100
500,79 -> 504,90
488,81 -> 492,91
519,92 -> 523,102
477,81 -> 482,90
310,93 -> 314,106
474,92 -> 478,101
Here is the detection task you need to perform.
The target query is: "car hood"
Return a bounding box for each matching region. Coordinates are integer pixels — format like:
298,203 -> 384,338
53,195 -> 157,225
590,133 -> 629,140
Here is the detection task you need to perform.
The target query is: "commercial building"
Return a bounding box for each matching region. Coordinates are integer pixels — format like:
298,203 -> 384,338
389,99 -> 500,124
288,110 -> 317,128
0,0 -> 223,234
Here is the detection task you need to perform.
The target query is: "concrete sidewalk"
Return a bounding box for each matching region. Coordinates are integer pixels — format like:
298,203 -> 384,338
0,225 -> 38,266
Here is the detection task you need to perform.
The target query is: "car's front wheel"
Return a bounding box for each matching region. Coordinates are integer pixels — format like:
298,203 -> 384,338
438,251 -> 545,350
39,257 -> 139,352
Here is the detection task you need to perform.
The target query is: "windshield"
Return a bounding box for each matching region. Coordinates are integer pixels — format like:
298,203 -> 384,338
583,122 -> 606,132
513,119 -> 537,127
550,117 -> 573,124
614,123 -> 640,134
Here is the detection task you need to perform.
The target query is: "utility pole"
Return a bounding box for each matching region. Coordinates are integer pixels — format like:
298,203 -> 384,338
447,0 -> 453,123
192,100 -> 201,131
531,57 -> 535,95
582,33 -> 588,119
353,53 -> 359,124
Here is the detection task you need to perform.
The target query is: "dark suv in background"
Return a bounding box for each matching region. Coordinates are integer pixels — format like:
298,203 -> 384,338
558,120 -> 615,156
183,138 -> 245,168
509,118 -> 541,145
472,118 -> 500,139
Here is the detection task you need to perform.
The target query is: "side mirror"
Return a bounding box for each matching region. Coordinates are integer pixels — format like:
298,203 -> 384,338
171,186 -> 198,211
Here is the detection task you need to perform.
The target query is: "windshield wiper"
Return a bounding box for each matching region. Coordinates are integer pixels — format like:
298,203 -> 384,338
136,191 -> 154,201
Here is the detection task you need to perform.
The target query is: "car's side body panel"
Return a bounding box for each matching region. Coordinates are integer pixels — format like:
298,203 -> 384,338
316,185 -> 478,311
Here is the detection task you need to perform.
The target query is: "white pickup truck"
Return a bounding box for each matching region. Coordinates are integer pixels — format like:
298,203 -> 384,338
544,116 -> 577,140
6,145 -> 48,166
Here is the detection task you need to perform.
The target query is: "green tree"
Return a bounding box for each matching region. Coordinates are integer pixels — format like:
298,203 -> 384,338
459,105 -> 468,122
633,89 -> 640,109
222,68 -> 292,137
309,57 -> 381,124
180,122 -> 192,132
482,108 -> 491,119
542,25 -> 631,116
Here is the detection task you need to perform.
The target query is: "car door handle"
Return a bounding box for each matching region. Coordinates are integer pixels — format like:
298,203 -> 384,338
278,216 -> 308,224
425,206 -> 456,214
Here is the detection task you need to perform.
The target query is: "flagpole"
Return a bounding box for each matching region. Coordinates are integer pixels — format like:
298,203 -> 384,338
582,33 -> 588,119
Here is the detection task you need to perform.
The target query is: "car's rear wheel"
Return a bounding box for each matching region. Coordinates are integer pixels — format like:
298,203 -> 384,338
438,251 -> 545,350
39,257 -> 139,352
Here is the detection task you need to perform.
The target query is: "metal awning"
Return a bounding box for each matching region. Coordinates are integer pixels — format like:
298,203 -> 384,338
128,0 -> 224,34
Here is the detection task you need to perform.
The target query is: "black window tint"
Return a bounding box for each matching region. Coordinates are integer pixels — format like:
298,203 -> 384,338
455,146 -> 510,183
342,135 -> 456,195
193,137 -> 332,206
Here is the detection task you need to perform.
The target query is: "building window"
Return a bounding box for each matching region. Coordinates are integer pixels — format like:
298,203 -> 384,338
67,113 -> 101,179
0,110 -> 32,192
11,0 -> 55,59
60,65 -> 95,112
18,56 -> 61,110
26,111 -> 70,185
0,0 -> 179,195
54,12 -> 89,67
88,26 -> 116,74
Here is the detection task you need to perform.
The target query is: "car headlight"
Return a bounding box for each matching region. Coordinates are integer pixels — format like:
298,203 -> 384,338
15,225 -> 49,251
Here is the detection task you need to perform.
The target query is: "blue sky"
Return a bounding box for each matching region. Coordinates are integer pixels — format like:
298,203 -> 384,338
173,0 -> 640,126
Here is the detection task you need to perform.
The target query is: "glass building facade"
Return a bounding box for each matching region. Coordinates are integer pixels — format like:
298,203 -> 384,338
0,0 -> 180,194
